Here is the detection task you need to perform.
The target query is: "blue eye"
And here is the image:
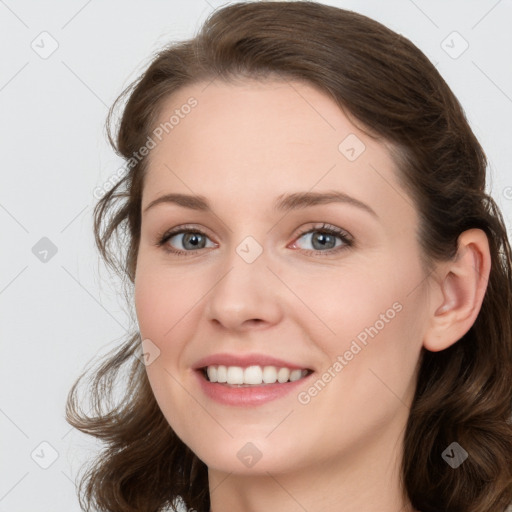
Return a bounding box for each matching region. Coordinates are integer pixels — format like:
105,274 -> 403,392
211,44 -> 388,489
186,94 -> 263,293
156,222 -> 353,257
157,226 -> 216,255
291,223 -> 353,256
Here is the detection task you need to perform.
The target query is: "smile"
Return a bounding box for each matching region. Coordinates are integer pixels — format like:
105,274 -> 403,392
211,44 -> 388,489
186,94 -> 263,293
195,365 -> 315,406
203,364 -> 312,386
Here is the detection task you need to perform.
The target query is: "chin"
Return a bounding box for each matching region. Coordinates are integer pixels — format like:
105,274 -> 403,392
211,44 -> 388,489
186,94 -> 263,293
187,435 -> 309,476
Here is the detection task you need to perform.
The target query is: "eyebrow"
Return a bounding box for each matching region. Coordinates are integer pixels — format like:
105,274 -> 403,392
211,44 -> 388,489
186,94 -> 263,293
143,190 -> 378,218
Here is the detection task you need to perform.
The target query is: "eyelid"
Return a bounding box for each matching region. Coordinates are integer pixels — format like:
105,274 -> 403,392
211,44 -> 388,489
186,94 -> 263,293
293,223 -> 352,242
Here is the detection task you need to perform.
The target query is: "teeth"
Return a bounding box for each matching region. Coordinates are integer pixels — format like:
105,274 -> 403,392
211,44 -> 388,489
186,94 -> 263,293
205,365 -> 310,385
277,367 -> 290,383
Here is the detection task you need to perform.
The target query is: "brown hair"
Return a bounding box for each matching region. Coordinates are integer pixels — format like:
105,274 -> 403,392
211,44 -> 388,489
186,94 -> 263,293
66,2 -> 512,511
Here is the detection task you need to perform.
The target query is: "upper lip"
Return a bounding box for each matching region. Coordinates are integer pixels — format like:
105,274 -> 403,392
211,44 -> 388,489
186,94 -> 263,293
193,353 -> 313,371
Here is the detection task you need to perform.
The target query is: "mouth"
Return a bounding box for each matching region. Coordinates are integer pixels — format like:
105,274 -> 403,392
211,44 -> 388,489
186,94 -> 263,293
198,365 -> 315,387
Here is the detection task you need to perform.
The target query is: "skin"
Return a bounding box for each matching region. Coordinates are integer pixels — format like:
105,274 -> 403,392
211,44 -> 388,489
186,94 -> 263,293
134,78 -> 491,512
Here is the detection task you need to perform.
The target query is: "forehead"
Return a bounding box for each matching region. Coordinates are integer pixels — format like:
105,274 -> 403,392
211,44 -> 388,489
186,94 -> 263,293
142,78 -> 415,226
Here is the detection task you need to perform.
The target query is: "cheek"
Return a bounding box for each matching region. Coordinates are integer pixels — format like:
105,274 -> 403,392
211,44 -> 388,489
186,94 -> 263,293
310,251 -> 425,369
285,261 -> 402,339
134,261 -> 215,367
317,261 -> 426,409
134,272 -> 166,340
134,264 -> 189,347
133,265 -> 204,432
134,250 -> 196,321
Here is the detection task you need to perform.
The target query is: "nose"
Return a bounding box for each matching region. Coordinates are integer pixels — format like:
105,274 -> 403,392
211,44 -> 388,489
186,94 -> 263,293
205,247 -> 284,332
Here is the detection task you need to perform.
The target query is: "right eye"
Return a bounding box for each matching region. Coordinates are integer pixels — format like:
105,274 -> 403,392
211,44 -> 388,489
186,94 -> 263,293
156,226 -> 217,256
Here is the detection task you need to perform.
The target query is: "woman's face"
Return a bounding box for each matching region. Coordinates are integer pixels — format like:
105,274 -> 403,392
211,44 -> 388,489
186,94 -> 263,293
135,78 -> 431,475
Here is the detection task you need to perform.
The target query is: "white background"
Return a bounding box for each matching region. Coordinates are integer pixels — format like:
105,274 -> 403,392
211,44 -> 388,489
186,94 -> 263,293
1,0 -> 511,510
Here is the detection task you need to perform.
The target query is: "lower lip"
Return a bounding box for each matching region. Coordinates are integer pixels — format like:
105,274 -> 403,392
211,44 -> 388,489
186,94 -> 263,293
194,369 -> 314,406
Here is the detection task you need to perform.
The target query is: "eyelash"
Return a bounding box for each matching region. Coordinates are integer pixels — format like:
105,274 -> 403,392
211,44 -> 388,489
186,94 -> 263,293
155,222 -> 354,257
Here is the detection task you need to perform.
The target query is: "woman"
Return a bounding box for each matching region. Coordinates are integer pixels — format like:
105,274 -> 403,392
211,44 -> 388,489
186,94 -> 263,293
66,2 -> 512,511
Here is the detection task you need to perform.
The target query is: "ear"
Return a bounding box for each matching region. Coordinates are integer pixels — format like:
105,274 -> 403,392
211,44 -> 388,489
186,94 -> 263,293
423,228 -> 491,352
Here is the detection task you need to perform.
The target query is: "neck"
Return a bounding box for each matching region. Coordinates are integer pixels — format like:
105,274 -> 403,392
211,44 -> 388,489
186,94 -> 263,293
207,418 -> 416,512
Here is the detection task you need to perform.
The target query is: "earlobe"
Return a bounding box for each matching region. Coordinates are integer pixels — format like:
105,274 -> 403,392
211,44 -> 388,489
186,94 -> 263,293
423,229 -> 491,352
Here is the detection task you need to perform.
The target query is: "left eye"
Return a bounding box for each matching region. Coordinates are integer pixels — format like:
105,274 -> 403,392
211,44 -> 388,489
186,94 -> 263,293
291,224 -> 352,254
293,229 -> 346,251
